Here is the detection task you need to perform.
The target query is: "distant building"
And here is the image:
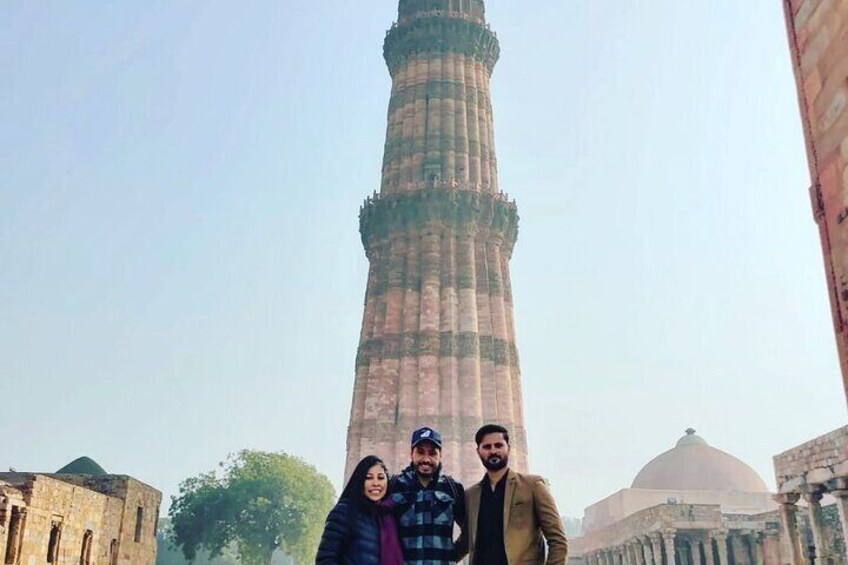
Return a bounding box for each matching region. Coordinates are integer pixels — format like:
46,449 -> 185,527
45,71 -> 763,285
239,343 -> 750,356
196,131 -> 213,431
0,456 -> 161,565
570,430 -> 809,565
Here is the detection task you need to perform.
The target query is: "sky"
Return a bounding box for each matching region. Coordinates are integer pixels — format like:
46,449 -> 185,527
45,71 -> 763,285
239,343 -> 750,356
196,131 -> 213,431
1,1 -> 846,519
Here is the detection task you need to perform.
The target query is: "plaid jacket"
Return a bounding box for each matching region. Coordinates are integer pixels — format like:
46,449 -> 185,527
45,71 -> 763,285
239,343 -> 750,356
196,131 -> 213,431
389,465 -> 467,565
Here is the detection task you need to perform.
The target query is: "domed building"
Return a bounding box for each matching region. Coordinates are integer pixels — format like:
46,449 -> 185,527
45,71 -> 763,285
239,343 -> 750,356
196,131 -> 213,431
631,429 -> 769,493
572,430 -> 788,565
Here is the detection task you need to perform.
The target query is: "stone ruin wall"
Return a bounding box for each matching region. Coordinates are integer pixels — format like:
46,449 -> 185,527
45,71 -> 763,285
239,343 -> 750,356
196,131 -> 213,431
773,425 -> 848,487
0,474 -> 160,565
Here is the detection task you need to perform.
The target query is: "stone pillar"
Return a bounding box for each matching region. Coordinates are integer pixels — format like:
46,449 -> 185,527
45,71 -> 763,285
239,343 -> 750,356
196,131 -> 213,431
643,537 -> 655,565
4,507 -> 25,564
663,530 -> 678,565
748,532 -> 763,565
650,533 -> 664,565
711,530 -> 729,565
619,545 -> 630,565
763,532 -> 781,565
774,494 -> 804,565
729,533 -> 748,565
628,541 -> 642,565
803,491 -> 830,563
700,538 -> 714,565
833,489 -> 848,560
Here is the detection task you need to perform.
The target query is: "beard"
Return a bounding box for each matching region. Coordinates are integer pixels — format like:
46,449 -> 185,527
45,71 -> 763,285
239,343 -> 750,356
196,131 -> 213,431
413,461 -> 440,477
481,453 -> 508,471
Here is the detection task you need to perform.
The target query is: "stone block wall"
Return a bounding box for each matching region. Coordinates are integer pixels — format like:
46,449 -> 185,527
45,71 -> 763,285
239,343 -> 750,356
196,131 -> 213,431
773,425 -> 848,489
117,479 -> 161,565
0,473 -> 161,565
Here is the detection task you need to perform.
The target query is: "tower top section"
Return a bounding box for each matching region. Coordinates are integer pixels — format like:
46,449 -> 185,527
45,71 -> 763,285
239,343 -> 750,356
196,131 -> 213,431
398,0 -> 487,25
385,0 -> 498,78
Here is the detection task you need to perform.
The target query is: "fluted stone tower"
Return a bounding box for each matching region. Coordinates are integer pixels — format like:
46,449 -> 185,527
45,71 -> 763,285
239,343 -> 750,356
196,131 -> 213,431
345,0 -> 528,484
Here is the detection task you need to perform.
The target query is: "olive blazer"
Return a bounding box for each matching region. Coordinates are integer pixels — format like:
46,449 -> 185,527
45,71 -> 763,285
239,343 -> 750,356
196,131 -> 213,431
465,470 -> 568,565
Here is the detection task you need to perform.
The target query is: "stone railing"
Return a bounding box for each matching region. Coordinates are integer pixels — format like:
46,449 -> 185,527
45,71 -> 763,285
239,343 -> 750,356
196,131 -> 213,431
359,186 -> 519,256
383,14 -> 500,76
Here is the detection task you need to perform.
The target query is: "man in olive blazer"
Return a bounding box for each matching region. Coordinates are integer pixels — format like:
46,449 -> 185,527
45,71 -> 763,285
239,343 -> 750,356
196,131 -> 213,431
465,424 -> 568,565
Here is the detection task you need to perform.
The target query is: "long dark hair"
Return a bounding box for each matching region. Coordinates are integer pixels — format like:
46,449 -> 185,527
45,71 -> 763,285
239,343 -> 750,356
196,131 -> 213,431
340,455 -> 389,507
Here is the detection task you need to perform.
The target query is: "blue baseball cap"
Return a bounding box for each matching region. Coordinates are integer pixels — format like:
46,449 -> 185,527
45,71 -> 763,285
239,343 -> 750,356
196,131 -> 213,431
411,427 -> 442,449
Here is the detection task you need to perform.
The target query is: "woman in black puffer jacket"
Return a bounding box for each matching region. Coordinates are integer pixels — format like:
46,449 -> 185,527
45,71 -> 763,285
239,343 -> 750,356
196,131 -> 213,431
315,455 -> 403,565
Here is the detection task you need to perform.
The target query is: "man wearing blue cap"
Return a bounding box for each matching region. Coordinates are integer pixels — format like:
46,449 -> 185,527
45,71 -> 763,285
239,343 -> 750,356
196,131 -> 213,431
389,427 -> 468,564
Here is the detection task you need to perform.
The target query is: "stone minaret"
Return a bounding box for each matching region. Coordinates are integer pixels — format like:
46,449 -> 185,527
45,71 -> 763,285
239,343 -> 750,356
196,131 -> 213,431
345,0 -> 528,484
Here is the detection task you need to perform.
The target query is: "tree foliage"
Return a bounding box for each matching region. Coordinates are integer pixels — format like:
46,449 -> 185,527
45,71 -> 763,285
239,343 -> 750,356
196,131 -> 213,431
168,450 -> 335,565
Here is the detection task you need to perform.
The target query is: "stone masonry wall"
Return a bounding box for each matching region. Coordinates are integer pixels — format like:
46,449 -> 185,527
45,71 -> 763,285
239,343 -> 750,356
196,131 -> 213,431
0,473 -> 161,565
773,425 -> 848,489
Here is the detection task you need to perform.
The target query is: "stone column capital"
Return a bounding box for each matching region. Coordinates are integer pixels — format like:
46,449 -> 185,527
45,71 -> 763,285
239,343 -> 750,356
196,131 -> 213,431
803,490 -> 824,504
709,529 -> 728,541
773,492 -> 800,505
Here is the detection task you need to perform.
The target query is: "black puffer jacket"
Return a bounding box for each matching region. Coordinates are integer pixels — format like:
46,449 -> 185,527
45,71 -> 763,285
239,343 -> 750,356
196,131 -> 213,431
315,499 -> 380,565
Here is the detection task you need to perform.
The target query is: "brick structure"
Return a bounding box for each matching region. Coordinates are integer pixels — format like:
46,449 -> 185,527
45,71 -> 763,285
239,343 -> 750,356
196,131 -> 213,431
345,0 -> 529,483
784,0 -> 848,407
0,458 -> 161,565
773,2 -> 848,564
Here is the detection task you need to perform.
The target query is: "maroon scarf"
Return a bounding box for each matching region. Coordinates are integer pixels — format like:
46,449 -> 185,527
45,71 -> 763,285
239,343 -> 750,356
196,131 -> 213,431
376,499 -> 404,565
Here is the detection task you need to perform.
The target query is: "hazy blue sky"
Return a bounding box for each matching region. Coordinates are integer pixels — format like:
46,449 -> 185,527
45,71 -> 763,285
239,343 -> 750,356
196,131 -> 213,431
1,1 -> 845,518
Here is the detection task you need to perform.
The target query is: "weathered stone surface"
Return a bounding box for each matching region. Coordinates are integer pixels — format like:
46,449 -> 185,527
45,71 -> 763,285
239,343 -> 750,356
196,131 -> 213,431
784,0 -> 848,405
776,2 -> 848,562
773,426 -> 848,492
0,472 -> 161,565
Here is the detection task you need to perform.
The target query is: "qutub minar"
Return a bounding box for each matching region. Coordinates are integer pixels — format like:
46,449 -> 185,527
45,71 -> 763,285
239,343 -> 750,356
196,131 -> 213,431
345,0 -> 529,485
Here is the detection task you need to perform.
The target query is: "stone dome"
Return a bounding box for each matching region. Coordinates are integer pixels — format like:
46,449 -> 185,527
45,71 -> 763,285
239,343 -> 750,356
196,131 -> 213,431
56,456 -> 107,476
631,429 -> 769,492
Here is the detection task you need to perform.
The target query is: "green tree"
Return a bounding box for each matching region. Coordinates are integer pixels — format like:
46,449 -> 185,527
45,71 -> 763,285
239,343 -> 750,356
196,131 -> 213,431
168,450 -> 335,565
